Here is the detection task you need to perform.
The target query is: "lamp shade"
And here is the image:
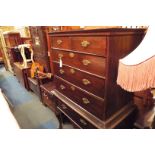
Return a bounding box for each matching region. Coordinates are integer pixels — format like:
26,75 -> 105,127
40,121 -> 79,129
117,26 -> 155,92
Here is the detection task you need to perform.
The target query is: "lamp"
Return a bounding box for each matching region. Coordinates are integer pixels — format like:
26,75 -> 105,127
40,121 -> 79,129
117,26 -> 155,128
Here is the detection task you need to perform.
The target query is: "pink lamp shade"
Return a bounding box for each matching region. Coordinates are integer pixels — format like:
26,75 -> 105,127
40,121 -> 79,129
117,26 -> 155,92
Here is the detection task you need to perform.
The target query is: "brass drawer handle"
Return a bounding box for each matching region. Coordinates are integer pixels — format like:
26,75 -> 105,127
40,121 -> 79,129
59,69 -> 65,74
58,53 -> 63,58
82,59 -> 91,66
61,104 -> 67,110
79,118 -> 87,126
70,86 -> 75,91
43,92 -> 48,99
82,98 -> 90,104
70,68 -> 75,74
57,39 -> 62,45
69,52 -> 75,58
60,85 -> 66,90
81,40 -> 90,48
43,92 -> 47,97
82,79 -> 91,85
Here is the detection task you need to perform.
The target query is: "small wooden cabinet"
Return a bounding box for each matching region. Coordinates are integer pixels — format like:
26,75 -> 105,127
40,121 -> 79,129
13,62 -> 31,90
3,32 -> 22,72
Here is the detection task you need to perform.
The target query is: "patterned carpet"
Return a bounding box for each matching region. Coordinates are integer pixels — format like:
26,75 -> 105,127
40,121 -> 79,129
0,65 -> 73,129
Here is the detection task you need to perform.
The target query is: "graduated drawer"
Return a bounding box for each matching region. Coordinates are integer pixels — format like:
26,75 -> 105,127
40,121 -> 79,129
57,99 -> 97,129
52,50 -> 106,77
55,76 -> 104,119
53,62 -> 105,98
52,37 -> 71,49
71,36 -> 107,56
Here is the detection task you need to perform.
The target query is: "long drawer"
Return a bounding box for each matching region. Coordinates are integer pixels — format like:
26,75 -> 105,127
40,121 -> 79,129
52,50 -> 106,77
53,62 -> 105,98
57,98 -> 97,129
55,76 -> 104,119
52,36 -> 107,56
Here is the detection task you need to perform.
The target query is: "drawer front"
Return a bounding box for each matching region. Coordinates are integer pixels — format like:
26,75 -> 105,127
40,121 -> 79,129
71,36 -> 107,56
57,99 -> 97,129
55,77 -> 104,119
52,37 -> 70,49
53,63 -> 105,98
41,89 -> 57,112
28,80 -> 40,96
52,50 -> 106,77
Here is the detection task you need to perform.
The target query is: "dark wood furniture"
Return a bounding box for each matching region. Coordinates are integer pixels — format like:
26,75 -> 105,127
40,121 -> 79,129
29,26 -> 52,72
3,32 -> 22,71
49,28 -> 146,129
134,90 -> 154,128
13,62 -> 31,90
28,76 -> 51,100
27,27 -> 53,98
40,82 -> 58,114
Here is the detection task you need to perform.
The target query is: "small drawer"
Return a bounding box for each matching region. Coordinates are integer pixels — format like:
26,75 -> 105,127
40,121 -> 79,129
55,77 -> 104,119
41,89 -> 57,113
53,63 -> 105,98
57,99 -> 97,129
52,50 -> 106,77
52,37 -> 70,50
71,36 -> 107,56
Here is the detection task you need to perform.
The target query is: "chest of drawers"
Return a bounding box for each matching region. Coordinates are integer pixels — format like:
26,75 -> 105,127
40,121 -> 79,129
49,28 -> 146,128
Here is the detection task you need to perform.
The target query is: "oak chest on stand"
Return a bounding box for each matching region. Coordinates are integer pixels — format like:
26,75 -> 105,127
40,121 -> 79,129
49,28 -> 146,129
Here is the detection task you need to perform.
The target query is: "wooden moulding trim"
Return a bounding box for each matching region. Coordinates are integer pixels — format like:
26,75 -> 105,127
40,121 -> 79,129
49,28 -> 146,36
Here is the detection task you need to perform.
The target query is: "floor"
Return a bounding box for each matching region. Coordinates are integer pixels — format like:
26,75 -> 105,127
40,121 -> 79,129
0,64 -> 73,129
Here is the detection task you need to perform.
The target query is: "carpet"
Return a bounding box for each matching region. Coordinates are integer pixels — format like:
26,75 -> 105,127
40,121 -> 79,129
0,65 -> 73,129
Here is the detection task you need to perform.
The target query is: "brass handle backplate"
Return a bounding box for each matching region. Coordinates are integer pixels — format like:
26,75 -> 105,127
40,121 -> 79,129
79,118 -> 87,126
81,40 -> 90,48
60,85 -> 65,90
62,104 -> 67,110
70,86 -> 75,91
57,39 -> 62,45
58,53 -> 63,58
69,52 -> 75,58
82,98 -> 90,104
70,68 -> 75,74
82,79 -> 91,85
59,69 -> 64,74
82,59 -> 91,66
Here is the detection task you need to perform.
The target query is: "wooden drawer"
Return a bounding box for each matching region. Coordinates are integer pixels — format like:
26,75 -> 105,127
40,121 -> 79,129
41,88 -> 57,113
55,76 -> 104,119
57,99 -> 97,129
71,36 -> 107,56
53,62 -> 105,98
52,50 -> 106,77
28,78 -> 40,97
52,37 -> 70,49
